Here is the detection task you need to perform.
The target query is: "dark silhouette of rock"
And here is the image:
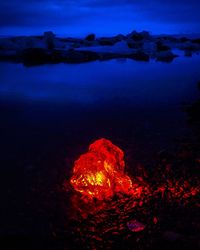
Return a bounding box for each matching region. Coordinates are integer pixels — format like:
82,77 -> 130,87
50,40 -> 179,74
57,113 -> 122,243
98,52 -> 121,61
128,31 -> 151,41
50,50 -> 65,62
127,51 -> 150,61
21,48 -> 49,66
156,41 -> 171,51
180,37 -> 190,43
0,31 -> 199,65
44,31 -> 56,50
127,39 -> 143,49
83,40 -> 99,47
98,39 -> 115,46
59,37 -> 83,44
63,50 -> 100,63
192,38 -> 200,44
0,49 -> 18,61
181,42 -> 200,51
21,48 -> 100,65
115,34 -> 126,41
98,36 -> 123,46
156,51 -> 178,62
85,34 -> 96,41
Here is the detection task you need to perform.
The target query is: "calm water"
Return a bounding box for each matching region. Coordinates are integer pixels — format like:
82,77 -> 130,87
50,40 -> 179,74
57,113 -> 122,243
1,56 -> 200,163
0,55 -> 200,239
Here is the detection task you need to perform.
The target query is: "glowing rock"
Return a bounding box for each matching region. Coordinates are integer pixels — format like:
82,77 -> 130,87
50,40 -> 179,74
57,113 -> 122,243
127,219 -> 146,232
70,138 -> 132,200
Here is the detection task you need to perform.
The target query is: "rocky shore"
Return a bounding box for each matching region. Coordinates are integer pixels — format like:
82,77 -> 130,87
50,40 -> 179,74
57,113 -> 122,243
0,31 -> 200,66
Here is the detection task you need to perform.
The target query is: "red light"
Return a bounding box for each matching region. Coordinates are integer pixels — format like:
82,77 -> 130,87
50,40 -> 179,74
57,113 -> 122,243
70,138 -> 132,200
69,138 -> 199,205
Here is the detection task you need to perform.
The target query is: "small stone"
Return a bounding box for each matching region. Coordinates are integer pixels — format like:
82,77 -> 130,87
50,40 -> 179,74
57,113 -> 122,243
127,219 -> 146,232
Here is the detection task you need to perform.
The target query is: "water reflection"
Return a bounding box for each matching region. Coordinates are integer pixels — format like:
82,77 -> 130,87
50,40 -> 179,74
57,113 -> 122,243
0,55 -> 200,105
0,56 -> 200,163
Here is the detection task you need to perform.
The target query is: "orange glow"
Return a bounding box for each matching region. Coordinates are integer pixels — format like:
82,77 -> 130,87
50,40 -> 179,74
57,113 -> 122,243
70,138 -> 133,199
69,138 -> 199,206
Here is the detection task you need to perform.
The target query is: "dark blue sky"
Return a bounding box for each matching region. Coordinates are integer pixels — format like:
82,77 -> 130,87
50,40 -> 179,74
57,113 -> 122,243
0,0 -> 200,36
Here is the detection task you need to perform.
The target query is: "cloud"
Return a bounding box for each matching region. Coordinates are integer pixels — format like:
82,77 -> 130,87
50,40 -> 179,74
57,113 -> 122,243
0,1 -> 90,27
0,0 -> 200,34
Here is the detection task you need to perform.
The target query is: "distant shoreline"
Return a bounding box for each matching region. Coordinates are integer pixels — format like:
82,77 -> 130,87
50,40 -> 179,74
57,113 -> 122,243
0,30 -> 200,66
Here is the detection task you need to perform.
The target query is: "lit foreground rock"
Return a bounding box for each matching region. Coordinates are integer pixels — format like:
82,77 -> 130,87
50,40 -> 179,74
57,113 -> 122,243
70,138 -> 132,200
63,137 -> 200,249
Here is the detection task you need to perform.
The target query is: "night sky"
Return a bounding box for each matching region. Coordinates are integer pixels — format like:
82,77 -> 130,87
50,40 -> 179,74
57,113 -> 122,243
0,0 -> 200,36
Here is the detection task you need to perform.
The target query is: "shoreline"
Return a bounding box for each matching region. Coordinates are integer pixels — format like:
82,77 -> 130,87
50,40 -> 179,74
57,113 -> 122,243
0,30 -> 200,66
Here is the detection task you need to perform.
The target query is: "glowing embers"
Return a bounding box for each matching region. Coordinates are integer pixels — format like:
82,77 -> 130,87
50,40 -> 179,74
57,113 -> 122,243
70,138 -> 132,199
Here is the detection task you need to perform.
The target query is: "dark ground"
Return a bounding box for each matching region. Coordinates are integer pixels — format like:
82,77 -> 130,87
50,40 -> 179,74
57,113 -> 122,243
0,74 -> 200,249
0,96 -> 200,250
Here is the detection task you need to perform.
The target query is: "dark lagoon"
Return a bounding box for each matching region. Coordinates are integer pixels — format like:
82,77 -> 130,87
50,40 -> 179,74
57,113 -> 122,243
1,54 -> 200,161
0,54 -> 200,248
